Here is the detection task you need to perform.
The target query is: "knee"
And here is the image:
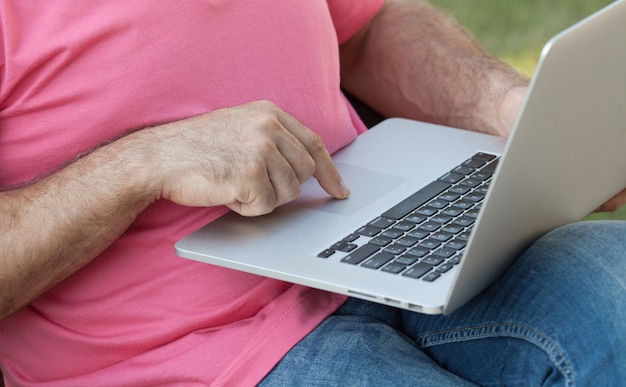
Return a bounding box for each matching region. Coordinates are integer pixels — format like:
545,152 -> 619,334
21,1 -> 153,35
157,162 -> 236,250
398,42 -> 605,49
508,221 -> 626,332
525,220 -> 626,267
513,221 -> 626,381
519,220 -> 626,332
518,221 -> 626,299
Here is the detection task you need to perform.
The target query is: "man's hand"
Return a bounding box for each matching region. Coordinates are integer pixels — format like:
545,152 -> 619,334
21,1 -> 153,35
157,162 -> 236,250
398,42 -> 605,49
152,101 -> 350,216
595,188 -> 626,213
494,86 -> 527,137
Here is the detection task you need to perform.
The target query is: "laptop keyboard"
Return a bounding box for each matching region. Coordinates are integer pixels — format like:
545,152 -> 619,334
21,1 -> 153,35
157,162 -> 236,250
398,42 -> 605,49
317,152 -> 499,282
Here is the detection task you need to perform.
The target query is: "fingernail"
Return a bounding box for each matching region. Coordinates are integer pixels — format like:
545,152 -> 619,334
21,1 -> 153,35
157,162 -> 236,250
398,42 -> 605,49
340,180 -> 351,198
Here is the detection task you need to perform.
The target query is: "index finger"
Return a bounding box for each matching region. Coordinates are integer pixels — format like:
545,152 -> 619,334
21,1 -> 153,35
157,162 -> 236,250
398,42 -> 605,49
275,110 -> 350,199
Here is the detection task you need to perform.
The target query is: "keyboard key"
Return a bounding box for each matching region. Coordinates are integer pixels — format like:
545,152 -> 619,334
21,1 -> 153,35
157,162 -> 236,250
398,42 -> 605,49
423,272 -> 442,282
356,225 -> 381,237
471,171 -> 492,181
338,243 -> 358,252
457,232 -> 472,242
446,239 -> 467,250
466,209 -> 480,219
422,256 -> 445,266
405,214 -> 427,224
330,241 -> 349,250
395,255 -> 420,265
369,237 -> 392,247
405,246 -> 430,258
441,224 -> 464,234
382,229 -> 404,239
448,186 -> 471,195
439,192 -> 461,202
430,232 -> 453,242
453,200 -> 474,210
317,249 -> 335,258
453,216 -> 475,227
449,256 -> 462,265
436,263 -> 454,273
362,252 -> 395,269
439,172 -> 465,184
394,221 -> 415,231
418,222 -> 441,232
474,152 -> 497,161
465,193 -> 485,202
418,239 -> 441,250
383,244 -> 407,255
451,165 -> 474,175
431,214 -> 453,224
483,158 -> 499,173
463,158 -> 487,169
442,207 -> 463,217
428,199 -> 449,209
433,248 -> 456,259
402,263 -> 433,279
382,262 -> 407,274
460,178 -> 481,188
407,229 -> 430,239
341,244 -> 379,265
474,185 -> 490,195
342,234 -> 360,242
415,206 -> 438,216
396,236 -> 419,247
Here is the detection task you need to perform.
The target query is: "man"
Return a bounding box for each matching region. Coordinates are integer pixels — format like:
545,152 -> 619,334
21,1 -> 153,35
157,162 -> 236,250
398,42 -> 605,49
1,1 -> 624,385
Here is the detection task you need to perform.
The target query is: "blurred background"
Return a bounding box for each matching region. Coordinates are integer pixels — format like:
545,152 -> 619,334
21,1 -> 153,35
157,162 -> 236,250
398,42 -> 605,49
429,0 -> 614,77
428,0 -> 625,220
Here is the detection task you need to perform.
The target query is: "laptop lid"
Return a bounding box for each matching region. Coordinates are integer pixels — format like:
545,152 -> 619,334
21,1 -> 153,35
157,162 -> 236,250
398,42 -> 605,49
445,0 -> 626,313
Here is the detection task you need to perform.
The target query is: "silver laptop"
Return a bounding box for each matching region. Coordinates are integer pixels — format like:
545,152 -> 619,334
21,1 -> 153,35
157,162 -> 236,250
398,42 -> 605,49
176,1 -> 626,315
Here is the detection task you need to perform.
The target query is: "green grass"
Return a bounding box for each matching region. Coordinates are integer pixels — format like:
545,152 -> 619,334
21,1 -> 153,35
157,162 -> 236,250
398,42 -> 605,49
428,0 -> 626,220
429,0 -> 615,77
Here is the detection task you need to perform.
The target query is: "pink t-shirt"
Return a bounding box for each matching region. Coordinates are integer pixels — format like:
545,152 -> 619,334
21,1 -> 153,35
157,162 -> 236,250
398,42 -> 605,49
0,1 -> 384,385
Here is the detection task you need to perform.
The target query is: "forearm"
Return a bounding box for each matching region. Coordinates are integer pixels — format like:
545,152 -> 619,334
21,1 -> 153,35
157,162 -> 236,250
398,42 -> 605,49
340,0 -> 528,136
0,131 -> 158,320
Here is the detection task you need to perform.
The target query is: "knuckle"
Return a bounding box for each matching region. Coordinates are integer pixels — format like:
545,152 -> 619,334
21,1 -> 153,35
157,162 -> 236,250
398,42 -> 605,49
242,161 -> 267,180
289,181 -> 302,199
237,188 -> 277,217
307,132 -> 325,154
282,174 -> 302,198
253,139 -> 279,159
255,197 -> 278,216
251,113 -> 282,135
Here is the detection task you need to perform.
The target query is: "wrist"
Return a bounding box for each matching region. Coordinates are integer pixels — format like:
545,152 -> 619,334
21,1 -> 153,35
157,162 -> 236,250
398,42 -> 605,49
103,127 -> 164,205
494,86 -> 528,137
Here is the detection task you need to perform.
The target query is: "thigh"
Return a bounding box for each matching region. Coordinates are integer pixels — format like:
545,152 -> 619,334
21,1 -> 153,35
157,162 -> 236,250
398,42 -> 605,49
402,221 -> 626,386
259,298 -> 476,387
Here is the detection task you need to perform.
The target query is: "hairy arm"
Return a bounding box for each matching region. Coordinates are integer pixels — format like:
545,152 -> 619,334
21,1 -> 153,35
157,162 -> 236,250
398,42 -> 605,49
340,0 -> 528,136
0,101 -> 348,320
0,131 -> 157,320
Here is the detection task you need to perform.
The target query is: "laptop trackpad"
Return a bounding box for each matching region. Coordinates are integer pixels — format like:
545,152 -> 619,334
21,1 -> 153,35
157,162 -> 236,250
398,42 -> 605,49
291,162 -> 408,216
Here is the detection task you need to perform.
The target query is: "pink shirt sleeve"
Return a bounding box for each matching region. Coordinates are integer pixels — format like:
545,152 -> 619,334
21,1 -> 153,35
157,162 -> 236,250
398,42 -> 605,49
327,0 -> 386,44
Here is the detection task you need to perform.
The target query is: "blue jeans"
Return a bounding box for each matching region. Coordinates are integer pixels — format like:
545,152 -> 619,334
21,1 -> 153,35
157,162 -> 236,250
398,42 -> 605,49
260,221 -> 626,386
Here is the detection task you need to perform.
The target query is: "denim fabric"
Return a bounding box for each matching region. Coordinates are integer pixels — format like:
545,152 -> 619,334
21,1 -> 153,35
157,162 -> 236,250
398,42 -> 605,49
259,221 -> 626,386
